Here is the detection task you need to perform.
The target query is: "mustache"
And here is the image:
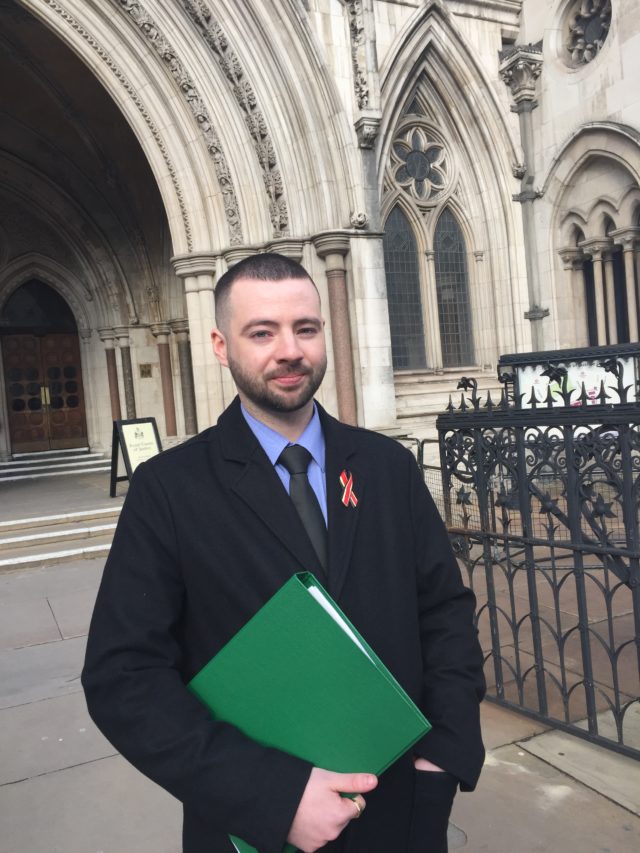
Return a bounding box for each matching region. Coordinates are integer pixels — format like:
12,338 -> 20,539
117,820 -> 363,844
265,363 -> 311,380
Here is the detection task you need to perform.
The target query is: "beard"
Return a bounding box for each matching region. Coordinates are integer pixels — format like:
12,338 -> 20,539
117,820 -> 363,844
226,354 -> 327,415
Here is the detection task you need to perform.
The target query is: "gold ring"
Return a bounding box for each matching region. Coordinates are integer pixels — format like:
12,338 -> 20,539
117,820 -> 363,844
352,797 -> 364,819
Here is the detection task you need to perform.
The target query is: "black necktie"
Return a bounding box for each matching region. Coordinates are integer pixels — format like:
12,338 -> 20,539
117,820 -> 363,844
278,444 -> 328,576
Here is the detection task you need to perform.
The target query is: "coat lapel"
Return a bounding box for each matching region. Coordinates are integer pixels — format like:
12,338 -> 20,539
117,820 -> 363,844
217,399 -> 327,580
321,409 -> 366,600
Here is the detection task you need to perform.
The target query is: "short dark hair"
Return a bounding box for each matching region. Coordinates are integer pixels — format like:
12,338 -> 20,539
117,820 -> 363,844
214,253 -> 317,329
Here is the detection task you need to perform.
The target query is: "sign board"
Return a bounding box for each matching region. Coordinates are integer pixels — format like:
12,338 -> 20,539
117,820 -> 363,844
110,417 -> 162,497
515,357 -> 637,408
498,343 -> 640,410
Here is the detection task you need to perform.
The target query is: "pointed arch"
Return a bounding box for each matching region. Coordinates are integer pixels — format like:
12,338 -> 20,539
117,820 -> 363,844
382,204 -> 427,370
377,1 -> 525,364
0,254 -> 95,333
434,208 -> 474,367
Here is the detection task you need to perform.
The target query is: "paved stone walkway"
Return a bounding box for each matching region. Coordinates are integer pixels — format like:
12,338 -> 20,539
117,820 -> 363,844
0,471 -> 639,851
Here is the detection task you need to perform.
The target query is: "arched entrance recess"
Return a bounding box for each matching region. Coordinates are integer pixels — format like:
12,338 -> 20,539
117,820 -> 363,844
1,281 -> 89,452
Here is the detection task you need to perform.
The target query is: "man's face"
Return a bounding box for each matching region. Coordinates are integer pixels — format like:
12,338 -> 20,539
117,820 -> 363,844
212,276 -> 327,418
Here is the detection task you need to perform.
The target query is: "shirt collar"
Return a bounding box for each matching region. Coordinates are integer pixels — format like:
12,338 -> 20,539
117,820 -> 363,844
241,402 -> 326,470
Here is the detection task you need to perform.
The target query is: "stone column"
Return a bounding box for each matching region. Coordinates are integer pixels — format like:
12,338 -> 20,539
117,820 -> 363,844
98,328 -> 121,420
113,326 -> 136,419
423,250 -> 443,371
558,247 -> 587,347
150,323 -> 177,436
499,43 -> 548,349
603,252 -> 618,345
611,227 -> 640,342
172,253 -> 221,429
170,319 -> 197,435
580,241 -> 609,346
313,232 -> 357,426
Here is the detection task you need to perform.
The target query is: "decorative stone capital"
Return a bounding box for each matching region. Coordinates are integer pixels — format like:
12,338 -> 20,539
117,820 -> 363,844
579,238 -> 612,260
98,327 -> 116,347
512,163 -> 527,180
169,318 -> 190,338
424,250 -> 435,263
223,247 -> 257,267
78,328 -> 92,343
558,246 -> 584,269
312,232 -> 351,267
171,252 -> 218,278
354,114 -> 381,149
524,305 -> 550,322
113,325 -> 131,346
610,226 -> 640,251
499,42 -> 543,104
264,239 -> 304,260
150,323 -> 171,341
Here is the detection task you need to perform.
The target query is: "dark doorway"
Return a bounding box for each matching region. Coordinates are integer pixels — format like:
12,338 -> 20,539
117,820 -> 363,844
1,281 -> 88,453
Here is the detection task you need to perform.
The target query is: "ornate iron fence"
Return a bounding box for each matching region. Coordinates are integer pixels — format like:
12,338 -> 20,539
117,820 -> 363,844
432,371 -> 640,760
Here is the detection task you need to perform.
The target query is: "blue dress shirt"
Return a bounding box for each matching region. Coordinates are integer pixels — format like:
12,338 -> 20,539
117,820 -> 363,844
240,404 -> 328,525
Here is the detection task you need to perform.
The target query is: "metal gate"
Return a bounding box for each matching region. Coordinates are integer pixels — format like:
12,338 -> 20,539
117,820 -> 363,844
434,375 -> 640,759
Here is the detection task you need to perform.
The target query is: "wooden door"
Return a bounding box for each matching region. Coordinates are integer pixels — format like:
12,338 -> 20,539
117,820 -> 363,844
2,333 -> 88,453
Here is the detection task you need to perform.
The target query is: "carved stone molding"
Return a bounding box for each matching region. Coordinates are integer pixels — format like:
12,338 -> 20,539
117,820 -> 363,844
150,323 -> 171,339
313,231 -> 350,262
524,305 -> 550,321
169,318 -> 190,337
172,252 -> 218,278
118,0 -> 242,245
264,240 -> 305,260
344,1 -> 369,110
223,247 -> 257,267
98,327 -> 117,347
113,325 -> 132,346
499,42 -> 543,104
350,211 -> 369,230
579,237 -> 612,260
42,0 -> 193,250
558,246 -> 585,269
610,226 -> 640,251
354,114 -> 380,149
181,1 -> 289,237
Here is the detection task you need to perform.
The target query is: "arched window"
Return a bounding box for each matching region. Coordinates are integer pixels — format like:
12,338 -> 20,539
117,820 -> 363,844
382,205 -> 426,369
434,209 -> 474,367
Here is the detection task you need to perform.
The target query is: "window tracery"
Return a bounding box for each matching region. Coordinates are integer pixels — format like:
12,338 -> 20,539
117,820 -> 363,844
566,0 -> 612,66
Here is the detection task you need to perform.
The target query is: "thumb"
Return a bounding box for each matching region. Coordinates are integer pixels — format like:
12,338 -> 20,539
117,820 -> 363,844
328,772 -> 378,793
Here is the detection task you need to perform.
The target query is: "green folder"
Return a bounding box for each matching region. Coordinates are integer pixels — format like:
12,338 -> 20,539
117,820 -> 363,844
188,572 -> 431,853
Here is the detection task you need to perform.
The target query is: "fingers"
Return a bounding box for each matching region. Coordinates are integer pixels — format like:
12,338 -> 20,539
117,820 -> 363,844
349,794 -> 366,819
328,771 -> 377,793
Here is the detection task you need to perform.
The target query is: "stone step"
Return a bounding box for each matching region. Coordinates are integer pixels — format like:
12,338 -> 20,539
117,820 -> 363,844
0,506 -> 121,534
0,521 -> 117,553
0,460 -> 110,481
11,447 -> 91,458
0,534 -> 113,572
1,452 -> 105,468
0,506 -> 120,571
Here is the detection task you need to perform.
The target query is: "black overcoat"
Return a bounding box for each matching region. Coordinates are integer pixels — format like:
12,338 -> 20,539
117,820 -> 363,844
82,399 -> 485,853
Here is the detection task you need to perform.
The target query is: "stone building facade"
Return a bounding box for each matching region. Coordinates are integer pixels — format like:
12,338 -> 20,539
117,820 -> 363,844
0,0 -> 637,459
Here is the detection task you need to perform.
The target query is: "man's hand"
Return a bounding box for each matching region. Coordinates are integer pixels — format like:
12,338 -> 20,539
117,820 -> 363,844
287,767 -> 377,853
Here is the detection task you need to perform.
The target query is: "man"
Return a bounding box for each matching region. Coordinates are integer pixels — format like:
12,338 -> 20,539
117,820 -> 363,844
82,253 -> 485,853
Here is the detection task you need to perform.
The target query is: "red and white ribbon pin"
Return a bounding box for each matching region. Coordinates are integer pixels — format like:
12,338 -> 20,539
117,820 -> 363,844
340,470 -> 358,507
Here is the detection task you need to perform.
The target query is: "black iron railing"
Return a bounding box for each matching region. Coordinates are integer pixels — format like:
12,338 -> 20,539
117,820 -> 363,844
407,360 -> 640,760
